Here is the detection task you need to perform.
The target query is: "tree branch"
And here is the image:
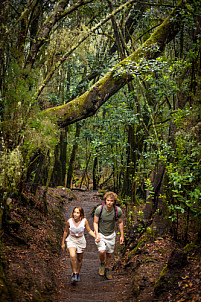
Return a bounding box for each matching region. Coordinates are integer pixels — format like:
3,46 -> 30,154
8,0 -> 39,34
41,0 -> 184,128
35,0 -> 138,98
25,0 -> 94,68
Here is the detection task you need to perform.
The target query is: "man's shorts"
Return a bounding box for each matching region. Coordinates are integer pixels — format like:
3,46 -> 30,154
66,235 -> 86,253
95,232 -> 116,253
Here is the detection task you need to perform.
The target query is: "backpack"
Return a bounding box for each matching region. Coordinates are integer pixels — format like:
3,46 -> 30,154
99,202 -> 118,222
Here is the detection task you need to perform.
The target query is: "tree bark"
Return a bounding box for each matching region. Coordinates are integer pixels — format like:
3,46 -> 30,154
66,123 -> 81,188
108,3 -> 146,55
0,0 -> 9,91
51,128 -> 67,186
92,156 -> 98,190
25,0 -> 94,68
42,0 -> 184,128
143,164 -> 166,220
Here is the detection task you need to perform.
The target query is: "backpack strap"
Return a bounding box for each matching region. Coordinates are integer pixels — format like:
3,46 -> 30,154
98,202 -> 105,231
99,202 -> 105,221
114,205 -> 118,221
99,203 -> 118,221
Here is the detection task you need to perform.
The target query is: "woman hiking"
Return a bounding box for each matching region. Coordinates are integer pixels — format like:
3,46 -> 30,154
61,206 -> 96,283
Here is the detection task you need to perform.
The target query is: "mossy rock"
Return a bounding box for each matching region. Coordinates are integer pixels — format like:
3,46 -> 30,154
154,249 -> 188,297
126,237 -> 146,261
154,265 -> 170,296
184,242 -> 200,255
141,257 -> 157,264
49,192 -> 63,202
167,249 -> 187,269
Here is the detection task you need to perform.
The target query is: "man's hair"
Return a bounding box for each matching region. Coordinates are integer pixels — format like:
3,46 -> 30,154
103,191 -> 118,204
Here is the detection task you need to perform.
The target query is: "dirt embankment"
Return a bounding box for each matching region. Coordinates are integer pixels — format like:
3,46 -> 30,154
1,187 -> 201,302
1,188 -> 130,302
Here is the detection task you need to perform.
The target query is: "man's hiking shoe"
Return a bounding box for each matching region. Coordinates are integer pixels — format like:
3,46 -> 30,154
76,273 -> 80,281
99,262 -> 105,276
105,268 -> 112,280
71,273 -> 77,283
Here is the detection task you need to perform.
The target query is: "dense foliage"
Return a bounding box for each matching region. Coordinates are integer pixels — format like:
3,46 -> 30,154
0,0 -> 200,244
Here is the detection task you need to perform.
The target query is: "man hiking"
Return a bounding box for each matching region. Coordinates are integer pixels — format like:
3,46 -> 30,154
94,191 -> 124,280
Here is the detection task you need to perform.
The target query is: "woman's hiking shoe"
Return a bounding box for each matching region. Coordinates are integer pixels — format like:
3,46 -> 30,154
105,268 -> 112,280
71,273 -> 77,283
76,273 -> 80,281
99,262 -> 105,276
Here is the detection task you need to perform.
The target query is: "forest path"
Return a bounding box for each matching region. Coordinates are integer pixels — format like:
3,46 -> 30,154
50,190 -> 130,302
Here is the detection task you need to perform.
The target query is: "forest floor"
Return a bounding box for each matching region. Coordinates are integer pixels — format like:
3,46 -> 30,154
1,187 -> 201,301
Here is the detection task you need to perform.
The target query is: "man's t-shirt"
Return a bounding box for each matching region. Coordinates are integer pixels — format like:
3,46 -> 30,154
94,205 -> 123,236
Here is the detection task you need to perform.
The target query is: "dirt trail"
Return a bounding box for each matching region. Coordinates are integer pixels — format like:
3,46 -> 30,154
50,190 -> 130,302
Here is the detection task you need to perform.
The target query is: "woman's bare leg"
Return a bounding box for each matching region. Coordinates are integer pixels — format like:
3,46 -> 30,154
68,247 -> 77,273
76,252 -> 83,273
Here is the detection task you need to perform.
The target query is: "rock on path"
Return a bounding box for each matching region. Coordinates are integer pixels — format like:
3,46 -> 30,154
50,190 -> 130,302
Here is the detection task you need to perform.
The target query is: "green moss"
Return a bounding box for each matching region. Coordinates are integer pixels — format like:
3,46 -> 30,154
127,237 -> 146,261
154,264 -> 179,296
33,289 -> 44,302
40,0 -> 183,128
154,265 -> 169,293
141,257 -> 157,264
184,242 -> 200,255
159,265 -> 168,279
48,192 -> 63,202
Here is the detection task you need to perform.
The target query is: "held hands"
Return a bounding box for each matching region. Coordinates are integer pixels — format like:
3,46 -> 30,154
120,236 -> 124,245
61,243 -> 66,250
95,235 -> 101,243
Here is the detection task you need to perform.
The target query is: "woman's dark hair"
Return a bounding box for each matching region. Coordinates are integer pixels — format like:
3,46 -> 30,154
70,207 -> 85,219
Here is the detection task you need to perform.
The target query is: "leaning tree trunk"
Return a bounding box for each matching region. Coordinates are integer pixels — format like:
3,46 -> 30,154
42,0 -> 184,128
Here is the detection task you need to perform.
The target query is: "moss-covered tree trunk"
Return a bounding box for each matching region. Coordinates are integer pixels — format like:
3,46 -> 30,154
0,0 -> 9,91
42,1 -> 183,127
